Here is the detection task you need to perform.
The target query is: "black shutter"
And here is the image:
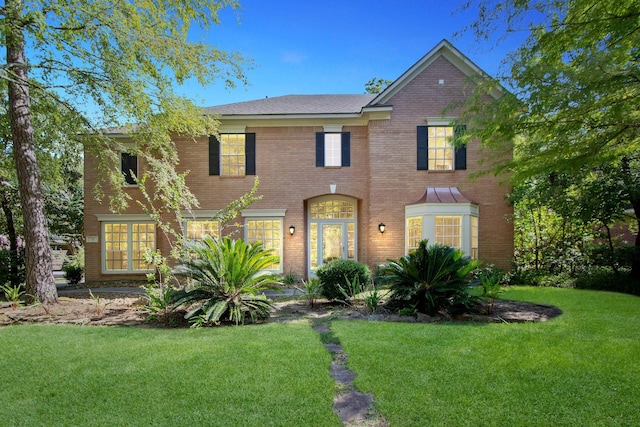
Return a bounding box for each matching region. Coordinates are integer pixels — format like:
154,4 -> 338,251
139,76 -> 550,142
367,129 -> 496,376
341,132 -> 350,167
316,132 -> 325,167
454,126 -> 467,170
209,135 -> 220,176
121,153 -> 138,185
417,126 -> 429,170
245,133 -> 256,175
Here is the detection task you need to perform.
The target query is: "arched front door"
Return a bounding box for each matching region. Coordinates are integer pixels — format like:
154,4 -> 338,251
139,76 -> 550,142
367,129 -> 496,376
308,196 -> 357,275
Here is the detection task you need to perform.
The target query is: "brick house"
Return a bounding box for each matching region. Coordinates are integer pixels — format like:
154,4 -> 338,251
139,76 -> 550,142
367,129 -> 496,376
83,39 -> 513,282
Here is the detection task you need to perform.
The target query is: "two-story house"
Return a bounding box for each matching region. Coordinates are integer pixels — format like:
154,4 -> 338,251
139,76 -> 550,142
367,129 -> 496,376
83,39 -> 513,283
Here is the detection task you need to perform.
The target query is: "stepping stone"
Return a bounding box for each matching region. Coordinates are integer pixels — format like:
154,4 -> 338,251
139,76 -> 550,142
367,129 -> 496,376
333,391 -> 373,423
330,361 -> 356,384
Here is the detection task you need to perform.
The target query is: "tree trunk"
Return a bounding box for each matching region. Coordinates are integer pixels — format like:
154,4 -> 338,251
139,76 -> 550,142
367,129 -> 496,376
0,180 -> 20,287
5,0 -> 58,303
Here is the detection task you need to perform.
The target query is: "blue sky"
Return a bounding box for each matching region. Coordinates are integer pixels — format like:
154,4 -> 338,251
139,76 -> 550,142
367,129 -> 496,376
178,0 -> 524,107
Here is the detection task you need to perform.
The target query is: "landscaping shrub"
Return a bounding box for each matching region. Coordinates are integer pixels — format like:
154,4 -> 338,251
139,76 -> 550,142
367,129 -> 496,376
377,240 -> 480,316
315,258 -> 371,302
0,236 -> 25,287
574,266 -> 640,295
62,248 -> 84,285
172,236 -> 281,326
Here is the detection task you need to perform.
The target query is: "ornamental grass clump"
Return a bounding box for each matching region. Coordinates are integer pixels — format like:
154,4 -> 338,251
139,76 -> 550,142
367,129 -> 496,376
377,240 -> 481,316
172,236 -> 281,326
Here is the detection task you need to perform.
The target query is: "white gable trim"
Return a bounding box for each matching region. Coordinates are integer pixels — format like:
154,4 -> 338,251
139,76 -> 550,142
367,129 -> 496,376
370,39 -> 501,105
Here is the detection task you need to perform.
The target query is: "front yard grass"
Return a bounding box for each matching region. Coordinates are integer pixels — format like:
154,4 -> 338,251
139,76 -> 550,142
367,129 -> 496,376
331,287 -> 640,426
0,321 -> 340,427
1,287 -> 639,426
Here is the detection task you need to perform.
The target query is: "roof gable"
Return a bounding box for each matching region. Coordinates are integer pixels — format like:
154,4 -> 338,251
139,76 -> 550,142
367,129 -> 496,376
369,39 -> 498,106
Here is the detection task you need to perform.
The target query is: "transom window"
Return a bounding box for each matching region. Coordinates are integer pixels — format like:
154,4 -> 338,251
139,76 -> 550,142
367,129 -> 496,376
310,199 -> 356,219
220,134 -> 246,176
428,126 -> 454,170
103,222 -> 155,273
324,133 -> 342,167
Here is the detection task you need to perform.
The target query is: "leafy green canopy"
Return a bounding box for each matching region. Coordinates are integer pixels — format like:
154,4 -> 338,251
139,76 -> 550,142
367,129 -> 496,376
1,0 -> 250,211
457,0 -> 640,180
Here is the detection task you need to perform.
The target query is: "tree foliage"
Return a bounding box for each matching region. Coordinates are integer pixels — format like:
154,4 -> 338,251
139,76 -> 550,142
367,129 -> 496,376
457,0 -> 640,277
364,77 -> 392,94
458,0 -> 640,177
1,0 -> 249,302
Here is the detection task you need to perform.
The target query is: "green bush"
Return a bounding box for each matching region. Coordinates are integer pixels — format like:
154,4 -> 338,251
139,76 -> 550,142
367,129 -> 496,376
172,236 -> 281,326
316,258 -> 371,302
62,248 -> 84,285
377,240 -> 481,316
0,246 -> 25,287
574,267 -> 640,295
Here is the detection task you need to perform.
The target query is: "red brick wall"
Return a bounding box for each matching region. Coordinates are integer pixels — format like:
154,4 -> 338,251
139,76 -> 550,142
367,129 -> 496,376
84,54 -> 513,282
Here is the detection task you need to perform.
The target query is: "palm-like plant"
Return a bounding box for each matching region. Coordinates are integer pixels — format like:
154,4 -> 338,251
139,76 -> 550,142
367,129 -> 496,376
172,236 -> 281,326
377,240 -> 481,316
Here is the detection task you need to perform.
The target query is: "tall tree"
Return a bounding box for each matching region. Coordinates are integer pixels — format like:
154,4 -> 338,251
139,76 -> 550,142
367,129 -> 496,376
457,0 -> 640,277
365,77 -> 393,94
0,0 -> 248,302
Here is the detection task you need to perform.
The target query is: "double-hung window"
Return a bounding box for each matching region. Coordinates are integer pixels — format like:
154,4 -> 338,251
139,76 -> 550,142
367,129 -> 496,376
209,133 -> 256,176
316,131 -> 350,167
417,125 -> 466,171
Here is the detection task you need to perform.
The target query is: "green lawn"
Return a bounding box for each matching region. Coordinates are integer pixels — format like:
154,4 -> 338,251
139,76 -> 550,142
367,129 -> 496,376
2,288 -> 639,426
332,287 -> 640,426
0,321 -> 340,427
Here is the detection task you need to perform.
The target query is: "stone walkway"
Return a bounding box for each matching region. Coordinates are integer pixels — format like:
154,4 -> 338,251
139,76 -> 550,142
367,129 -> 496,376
312,321 -> 387,426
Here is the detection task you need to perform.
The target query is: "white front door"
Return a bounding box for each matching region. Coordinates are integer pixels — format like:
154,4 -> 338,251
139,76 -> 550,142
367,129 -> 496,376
308,196 -> 357,275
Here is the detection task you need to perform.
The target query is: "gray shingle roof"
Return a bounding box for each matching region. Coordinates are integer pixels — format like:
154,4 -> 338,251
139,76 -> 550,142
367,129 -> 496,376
202,94 -> 377,116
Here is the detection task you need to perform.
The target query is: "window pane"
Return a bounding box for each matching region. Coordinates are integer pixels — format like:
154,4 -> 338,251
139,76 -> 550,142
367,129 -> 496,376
434,216 -> 461,249
186,220 -> 220,240
471,215 -> 479,259
428,126 -> 454,170
246,219 -> 281,271
310,223 -> 318,270
220,134 -> 246,176
104,222 -> 155,272
104,223 -> 128,271
407,216 -> 422,252
309,199 -> 355,220
324,133 -> 341,167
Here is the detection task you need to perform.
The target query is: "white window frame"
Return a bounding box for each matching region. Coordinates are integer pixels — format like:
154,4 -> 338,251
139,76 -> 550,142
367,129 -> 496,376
241,209 -> 287,274
405,203 -> 478,258
97,214 -> 156,274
